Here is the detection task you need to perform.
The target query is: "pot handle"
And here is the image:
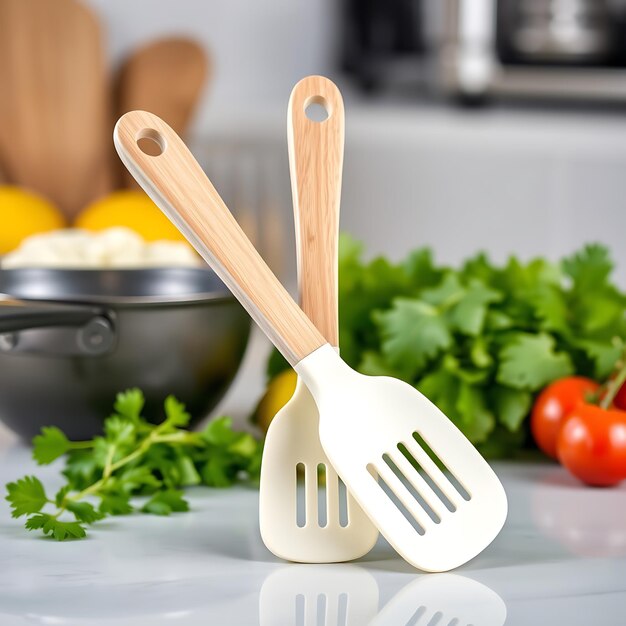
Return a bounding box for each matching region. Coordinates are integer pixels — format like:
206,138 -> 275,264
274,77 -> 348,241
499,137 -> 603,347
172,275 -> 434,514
0,299 -> 116,356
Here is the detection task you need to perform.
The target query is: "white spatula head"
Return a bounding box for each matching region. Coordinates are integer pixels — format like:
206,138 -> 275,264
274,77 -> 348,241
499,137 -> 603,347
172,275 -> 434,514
260,378 -> 378,562
296,345 -> 508,573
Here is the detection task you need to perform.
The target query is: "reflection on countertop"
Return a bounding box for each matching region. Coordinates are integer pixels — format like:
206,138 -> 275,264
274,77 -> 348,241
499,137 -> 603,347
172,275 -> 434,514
531,467 -> 626,559
0,449 -> 624,625
260,565 -> 380,625
260,566 -> 506,626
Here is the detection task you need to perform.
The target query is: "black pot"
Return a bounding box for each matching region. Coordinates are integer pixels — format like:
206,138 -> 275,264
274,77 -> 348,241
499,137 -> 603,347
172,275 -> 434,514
0,267 -> 250,440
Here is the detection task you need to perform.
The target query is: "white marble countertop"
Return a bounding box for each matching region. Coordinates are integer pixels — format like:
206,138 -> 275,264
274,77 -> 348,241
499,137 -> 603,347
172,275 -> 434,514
0,446 -> 625,625
0,330 -> 624,624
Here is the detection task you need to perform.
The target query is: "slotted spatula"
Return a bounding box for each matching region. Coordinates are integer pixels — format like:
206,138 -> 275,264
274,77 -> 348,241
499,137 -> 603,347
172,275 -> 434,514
114,109 -> 508,572
259,76 -> 378,562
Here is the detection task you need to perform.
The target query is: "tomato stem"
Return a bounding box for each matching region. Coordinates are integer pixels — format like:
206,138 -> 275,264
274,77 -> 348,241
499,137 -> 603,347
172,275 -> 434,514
600,351 -> 626,410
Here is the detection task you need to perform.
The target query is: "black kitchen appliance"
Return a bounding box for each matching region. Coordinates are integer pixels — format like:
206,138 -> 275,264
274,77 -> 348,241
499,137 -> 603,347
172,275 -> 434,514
440,0 -> 626,102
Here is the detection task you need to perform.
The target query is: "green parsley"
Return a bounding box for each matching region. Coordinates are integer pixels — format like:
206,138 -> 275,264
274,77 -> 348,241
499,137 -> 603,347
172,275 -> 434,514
5,389 -> 263,540
266,238 -> 626,457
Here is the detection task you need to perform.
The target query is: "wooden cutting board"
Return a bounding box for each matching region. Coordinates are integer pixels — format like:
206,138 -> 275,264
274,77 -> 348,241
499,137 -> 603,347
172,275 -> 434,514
116,37 -> 209,188
0,0 -> 112,219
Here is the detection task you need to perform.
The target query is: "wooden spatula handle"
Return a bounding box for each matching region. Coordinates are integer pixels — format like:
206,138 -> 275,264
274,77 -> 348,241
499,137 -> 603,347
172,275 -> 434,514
114,111 -> 325,365
288,76 -> 343,348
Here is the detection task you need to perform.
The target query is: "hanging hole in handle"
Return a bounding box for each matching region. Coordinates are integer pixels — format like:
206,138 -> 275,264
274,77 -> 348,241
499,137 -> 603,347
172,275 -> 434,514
136,128 -> 166,156
304,95 -> 330,122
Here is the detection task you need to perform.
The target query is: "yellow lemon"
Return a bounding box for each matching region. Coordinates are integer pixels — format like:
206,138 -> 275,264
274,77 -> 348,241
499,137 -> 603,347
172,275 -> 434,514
254,369 -> 298,433
76,190 -> 185,242
0,186 -> 66,254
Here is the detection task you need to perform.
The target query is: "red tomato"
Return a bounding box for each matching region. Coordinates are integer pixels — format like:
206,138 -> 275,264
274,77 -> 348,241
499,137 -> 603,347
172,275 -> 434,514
614,380 -> 626,411
531,377 -> 600,459
557,405 -> 626,486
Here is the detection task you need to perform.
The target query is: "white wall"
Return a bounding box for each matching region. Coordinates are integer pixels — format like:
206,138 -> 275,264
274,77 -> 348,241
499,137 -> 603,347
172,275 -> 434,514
193,102 -> 626,286
339,104 -> 626,286
84,0 -> 337,130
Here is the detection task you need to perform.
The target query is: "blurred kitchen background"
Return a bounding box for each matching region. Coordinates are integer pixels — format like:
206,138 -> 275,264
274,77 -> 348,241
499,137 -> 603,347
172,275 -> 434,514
86,0 -> 626,285
2,0 -> 626,439
1,0 -> 626,282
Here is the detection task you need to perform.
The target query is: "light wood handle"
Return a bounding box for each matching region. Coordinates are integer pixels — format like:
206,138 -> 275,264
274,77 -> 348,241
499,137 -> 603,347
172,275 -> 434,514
288,76 -> 343,348
114,111 -> 326,365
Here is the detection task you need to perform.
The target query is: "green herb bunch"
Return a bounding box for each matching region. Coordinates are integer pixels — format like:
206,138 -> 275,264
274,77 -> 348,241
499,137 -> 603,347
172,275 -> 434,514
5,389 -> 262,540
268,237 -> 626,457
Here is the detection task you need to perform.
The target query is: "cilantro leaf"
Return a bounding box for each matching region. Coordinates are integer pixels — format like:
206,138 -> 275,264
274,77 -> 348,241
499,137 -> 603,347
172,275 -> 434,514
62,451 -> 99,490
477,425 -> 527,459
338,232 -> 364,272
66,501 -> 104,524
498,256 -> 560,293
375,299 -> 452,378
55,485 -> 71,507
115,466 -> 162,494
99,492 -> 133,516
421,273 -> 464,307
469,337 -> 493,369
417,368 -> 460,423
25,513 -> 86,541
461,252 -> 495,284
142,490 -> 189,515
455,383 -> 495,443
104,416 -> 136,445
197,423 -> 263,487
114,388 -> 145,421
92,437 -> 116,469
142,444 -> 181,488
497,333 -> 574,390
575,338 -> 624,379
562,243 -> 613,291
201,453 -> 237,487
418,369 -> 494,444
362,258 -> 412,303
402,248 -> 444,289
485,310 -> 514,331
448,280 -> 501,336
173,454 -> 201,487
6,476 -> 48,518
338,239 -> 413,367
32,427 -> 71,465
526,284 -> 569,333
200,416 -> 237,446
163,395 -> 190,428
358,351 -> 400,377
442,354 -> 489,384
491,386 -> 532,432
574,294 -> 624,334
227,433 -> 258,458
246,449 -> 263,483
